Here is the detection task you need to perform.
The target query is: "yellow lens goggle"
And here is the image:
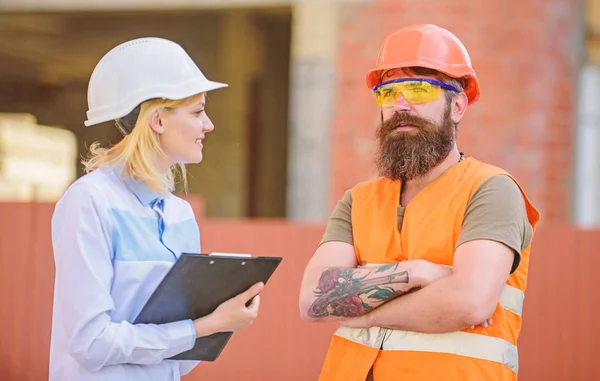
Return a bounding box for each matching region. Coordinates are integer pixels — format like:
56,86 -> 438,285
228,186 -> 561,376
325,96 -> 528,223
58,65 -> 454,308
373,78 -> 458,107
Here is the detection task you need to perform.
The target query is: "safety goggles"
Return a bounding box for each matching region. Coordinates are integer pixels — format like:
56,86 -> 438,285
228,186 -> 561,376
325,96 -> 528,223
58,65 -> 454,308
373,78 -> 459,107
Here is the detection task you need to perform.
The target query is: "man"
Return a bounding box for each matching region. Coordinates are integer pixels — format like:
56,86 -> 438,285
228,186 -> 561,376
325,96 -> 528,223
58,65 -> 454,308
298,24 -> 540,381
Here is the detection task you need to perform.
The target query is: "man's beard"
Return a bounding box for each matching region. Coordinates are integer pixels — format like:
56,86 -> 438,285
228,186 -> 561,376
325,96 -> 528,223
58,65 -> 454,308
375,106 -> 455,181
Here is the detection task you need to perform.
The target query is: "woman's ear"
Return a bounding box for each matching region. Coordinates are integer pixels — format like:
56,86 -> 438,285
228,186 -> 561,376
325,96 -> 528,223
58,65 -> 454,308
149,110 -> 164,134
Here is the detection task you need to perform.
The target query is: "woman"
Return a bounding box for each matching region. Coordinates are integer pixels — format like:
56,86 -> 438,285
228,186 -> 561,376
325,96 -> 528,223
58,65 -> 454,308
49,37 -> 263,381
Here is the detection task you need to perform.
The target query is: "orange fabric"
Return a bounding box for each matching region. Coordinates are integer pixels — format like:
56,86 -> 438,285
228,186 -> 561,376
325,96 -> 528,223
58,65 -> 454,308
365,24 -> 481,105
317,158 -> 540,381
318,339 -> 379,381
372,351 -> 515,381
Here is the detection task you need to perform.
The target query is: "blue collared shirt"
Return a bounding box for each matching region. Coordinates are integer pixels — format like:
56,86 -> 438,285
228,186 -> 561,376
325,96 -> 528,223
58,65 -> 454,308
49,165 -> 201,381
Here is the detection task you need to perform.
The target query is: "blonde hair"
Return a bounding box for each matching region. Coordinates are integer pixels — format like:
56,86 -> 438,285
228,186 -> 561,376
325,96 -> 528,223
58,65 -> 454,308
82,93 -> 205,194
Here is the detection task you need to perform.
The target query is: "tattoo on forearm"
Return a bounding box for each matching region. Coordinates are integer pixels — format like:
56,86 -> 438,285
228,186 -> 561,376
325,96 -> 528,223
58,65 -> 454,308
308,264 -> 410,318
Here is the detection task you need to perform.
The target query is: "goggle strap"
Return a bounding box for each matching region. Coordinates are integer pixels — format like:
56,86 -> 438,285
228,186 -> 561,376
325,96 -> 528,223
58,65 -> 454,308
373,78 -> 458,93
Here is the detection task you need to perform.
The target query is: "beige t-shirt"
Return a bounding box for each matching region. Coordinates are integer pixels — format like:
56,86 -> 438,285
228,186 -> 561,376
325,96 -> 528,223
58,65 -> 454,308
320,175 -> 533,274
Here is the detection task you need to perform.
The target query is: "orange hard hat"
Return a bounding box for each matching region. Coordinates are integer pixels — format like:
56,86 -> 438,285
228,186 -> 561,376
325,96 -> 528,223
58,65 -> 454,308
365,24 -> 480,104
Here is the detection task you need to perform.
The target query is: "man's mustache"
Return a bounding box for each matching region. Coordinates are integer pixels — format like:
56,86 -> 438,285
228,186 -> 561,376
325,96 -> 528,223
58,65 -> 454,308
383,112 -> 431,133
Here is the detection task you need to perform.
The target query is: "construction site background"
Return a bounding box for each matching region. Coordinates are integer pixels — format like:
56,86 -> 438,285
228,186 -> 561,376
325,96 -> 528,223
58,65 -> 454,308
0,0 -> 599,380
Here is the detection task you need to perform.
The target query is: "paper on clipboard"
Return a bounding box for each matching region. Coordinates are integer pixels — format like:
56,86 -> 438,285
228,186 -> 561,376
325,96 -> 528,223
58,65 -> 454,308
209,252 -> 252,257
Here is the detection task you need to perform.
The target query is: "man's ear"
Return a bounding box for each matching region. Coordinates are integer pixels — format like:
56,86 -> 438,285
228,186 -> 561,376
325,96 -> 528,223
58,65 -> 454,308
451,92 -> 468,124
149,110 -> 164,134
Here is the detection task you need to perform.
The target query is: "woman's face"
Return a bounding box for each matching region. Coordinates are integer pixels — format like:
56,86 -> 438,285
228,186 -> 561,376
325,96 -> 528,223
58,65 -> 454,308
151,94 -> 214,167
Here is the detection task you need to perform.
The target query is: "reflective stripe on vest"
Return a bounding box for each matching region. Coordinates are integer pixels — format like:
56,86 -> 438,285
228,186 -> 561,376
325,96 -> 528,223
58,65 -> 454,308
334,326 -> 519,374
500,284 -> 524,316
344,264 -> 525,374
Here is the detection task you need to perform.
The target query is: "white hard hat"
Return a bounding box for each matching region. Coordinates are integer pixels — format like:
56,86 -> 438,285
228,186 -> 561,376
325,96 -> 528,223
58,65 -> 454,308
84,37 -> 228,127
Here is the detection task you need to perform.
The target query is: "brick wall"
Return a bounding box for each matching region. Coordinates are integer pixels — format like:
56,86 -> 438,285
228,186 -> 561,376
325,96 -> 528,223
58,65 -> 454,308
1,202 -> 599,380
331,0 -> 582,222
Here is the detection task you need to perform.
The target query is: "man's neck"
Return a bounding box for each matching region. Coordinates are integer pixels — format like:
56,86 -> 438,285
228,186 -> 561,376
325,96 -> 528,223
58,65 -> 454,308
400,148 -> 462,206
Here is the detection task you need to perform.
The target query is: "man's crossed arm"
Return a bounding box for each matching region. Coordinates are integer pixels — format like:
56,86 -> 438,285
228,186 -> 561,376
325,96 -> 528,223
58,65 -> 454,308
299,239 -> 514,333
298,241 -> 451,322
306,264 -> 411,319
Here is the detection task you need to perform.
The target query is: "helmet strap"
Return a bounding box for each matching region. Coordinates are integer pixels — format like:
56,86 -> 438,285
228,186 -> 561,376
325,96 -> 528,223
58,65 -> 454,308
114,105 -> 141,136
114,120 -> 131,136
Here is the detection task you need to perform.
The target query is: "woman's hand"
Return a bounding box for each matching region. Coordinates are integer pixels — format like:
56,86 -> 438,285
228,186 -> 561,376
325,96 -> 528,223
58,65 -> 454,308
194,282 -> 264,337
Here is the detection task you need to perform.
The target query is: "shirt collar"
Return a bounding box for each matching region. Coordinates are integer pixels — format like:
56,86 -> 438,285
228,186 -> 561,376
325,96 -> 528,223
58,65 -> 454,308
123,177 -> 163,207
114,165 -> 163,207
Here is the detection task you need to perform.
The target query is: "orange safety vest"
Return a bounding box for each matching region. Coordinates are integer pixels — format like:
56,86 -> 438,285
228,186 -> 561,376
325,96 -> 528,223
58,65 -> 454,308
317,157 -> 540,381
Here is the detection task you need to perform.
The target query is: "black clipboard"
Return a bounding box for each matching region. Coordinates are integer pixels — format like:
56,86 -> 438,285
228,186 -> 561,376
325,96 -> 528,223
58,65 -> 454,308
133,253 -> 282,361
